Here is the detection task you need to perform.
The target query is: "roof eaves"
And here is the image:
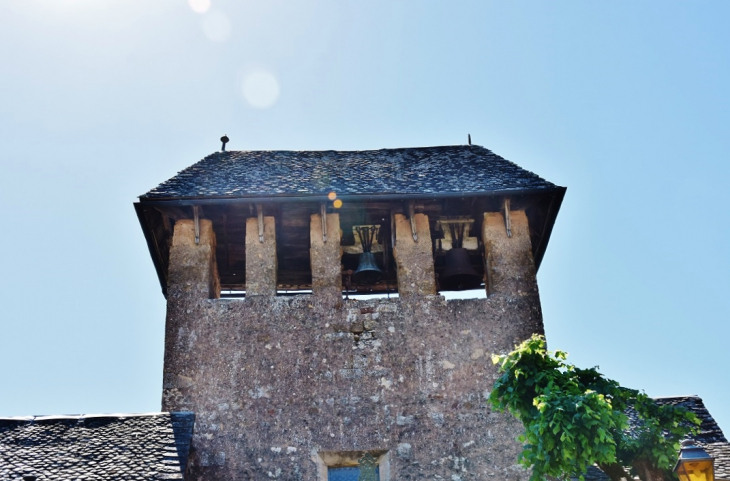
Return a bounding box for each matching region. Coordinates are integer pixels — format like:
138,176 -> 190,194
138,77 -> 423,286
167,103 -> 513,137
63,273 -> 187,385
137,186 -> 565,204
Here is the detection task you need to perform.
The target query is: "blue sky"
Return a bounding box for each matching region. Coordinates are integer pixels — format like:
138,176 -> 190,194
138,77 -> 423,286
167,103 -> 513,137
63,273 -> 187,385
1,0 -> 729,436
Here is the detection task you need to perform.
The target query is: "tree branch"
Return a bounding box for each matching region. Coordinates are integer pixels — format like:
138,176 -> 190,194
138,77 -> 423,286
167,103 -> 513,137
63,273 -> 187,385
597,462 -> 631,481
632,458 -> 669,481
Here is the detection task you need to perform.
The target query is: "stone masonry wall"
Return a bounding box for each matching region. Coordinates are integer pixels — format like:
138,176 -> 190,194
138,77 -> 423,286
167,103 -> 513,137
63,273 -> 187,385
162,210 -> 543,481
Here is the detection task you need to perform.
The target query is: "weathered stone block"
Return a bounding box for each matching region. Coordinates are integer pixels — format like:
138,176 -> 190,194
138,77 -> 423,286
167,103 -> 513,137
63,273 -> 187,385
310,213 -> 343,303
245,216 -> 277,296
392,213 -> 436,297
167,219 -> 219,300
482,210 -> 538,297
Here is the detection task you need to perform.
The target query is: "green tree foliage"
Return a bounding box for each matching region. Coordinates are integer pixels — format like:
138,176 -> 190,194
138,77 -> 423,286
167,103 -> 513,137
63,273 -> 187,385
488,335 -> 699,481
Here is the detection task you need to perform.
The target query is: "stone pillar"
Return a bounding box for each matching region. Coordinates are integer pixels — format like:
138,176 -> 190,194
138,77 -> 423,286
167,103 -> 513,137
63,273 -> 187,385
392,213 -> 436,297
163,218 -> 219,412
245,216 -> 277,296
482,210 -> 538,295
167,219 -> 219,300
310,213 -> 342,302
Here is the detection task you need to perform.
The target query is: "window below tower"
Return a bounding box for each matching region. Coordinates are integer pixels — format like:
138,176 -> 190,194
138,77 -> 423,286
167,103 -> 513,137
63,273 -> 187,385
316,451 -> 390,481
328,465 -> 381,481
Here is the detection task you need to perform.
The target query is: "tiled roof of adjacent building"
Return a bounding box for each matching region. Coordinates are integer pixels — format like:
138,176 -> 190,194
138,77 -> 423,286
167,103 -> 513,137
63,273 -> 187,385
0,412 -> 194,481
140,145 -> 560,200
656,396 -> 730,479
585,396 -> 730,480
654,396 -> 728,445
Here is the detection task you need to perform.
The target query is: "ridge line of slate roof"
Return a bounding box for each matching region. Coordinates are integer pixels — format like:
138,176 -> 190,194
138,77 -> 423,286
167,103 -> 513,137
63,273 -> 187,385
140,144 -> 561,200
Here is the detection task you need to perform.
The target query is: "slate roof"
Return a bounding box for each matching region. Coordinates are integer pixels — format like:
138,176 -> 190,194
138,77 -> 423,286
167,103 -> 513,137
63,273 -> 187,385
585,396 -> 730,480
656,396 -> 730,479
140,145 -> 560,200
0,412 -> 194,481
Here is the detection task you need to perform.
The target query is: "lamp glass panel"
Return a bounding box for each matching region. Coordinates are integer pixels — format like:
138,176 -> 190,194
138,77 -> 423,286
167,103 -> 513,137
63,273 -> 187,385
678,461 -> 714,481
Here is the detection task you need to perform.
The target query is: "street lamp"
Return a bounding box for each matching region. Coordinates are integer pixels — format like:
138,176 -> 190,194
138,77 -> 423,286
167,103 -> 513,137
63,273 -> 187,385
674,440 -> 715,481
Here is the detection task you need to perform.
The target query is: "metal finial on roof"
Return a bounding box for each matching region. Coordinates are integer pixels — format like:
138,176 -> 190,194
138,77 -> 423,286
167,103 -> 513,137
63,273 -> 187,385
468,134 -> 472,145
220,135 -> 229,152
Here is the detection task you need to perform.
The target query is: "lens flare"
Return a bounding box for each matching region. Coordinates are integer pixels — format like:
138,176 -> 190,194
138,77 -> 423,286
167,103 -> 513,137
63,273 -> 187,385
241,69 -> 280,109
202,11 -> 232,42
188,0 -> 211,14
328,192 -> 337,200
333,199 -> 343,209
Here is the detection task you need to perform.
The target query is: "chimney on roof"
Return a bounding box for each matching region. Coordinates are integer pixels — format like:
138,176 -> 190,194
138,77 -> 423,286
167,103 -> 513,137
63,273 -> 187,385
468,134 -> 472,145
220,135 -> 229,152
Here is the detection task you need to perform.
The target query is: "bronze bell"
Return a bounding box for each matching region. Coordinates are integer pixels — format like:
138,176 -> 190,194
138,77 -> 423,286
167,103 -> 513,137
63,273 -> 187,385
352,225 -> 383,285
352,252 -> 383,285
440,248 -> 482,291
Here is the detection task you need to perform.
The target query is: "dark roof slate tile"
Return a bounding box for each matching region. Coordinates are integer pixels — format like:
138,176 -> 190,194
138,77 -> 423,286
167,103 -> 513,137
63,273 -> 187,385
140,145 -> 559,200
0,412 -> 194,481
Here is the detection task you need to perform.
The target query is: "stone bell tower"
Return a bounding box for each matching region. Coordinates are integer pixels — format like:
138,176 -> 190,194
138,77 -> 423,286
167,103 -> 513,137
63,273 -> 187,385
135,145 -> 565,480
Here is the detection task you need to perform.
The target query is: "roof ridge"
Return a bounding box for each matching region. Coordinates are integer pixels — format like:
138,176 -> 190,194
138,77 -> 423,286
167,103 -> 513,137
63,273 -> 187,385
652,394 -> 700,399
218,144 -> 482,154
